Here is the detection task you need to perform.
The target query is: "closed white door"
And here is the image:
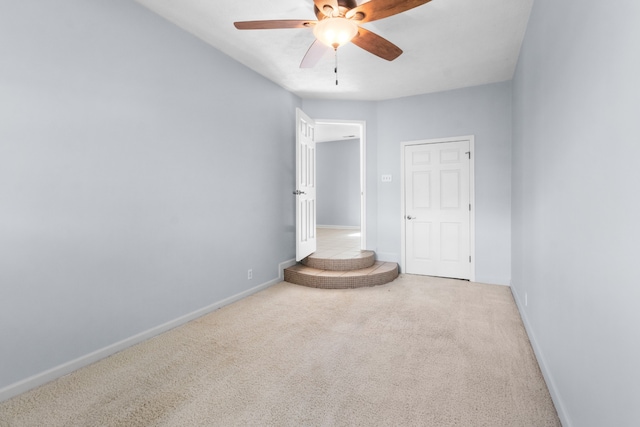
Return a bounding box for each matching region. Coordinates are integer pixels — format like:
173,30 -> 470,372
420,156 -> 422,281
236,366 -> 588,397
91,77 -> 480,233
295,108 -> 317,261
404,140 -> 471,279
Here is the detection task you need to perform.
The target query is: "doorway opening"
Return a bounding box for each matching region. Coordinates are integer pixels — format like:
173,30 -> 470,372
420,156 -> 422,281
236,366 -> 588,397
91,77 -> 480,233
315,119 -> 366,252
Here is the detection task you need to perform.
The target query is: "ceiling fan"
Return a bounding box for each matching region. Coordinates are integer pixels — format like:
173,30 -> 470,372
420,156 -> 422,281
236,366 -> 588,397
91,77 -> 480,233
233,0 -> 433,68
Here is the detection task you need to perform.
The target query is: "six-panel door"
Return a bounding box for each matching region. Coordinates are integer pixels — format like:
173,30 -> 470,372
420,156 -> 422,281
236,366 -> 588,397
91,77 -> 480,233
404,141 -> 471,279
295,109 -> 317,261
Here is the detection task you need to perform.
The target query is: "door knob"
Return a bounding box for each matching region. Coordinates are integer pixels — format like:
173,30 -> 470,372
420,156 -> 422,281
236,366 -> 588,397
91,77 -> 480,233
406,215 -> 416,220
293,190 -> 307,195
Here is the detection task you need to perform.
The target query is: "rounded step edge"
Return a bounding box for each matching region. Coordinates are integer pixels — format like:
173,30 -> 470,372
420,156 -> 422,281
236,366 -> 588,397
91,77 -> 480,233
301,250 -> 376,271
284,261 -> 399,289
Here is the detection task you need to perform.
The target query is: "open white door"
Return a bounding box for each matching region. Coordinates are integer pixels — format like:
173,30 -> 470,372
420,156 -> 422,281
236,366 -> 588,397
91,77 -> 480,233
295,108 -> 317,261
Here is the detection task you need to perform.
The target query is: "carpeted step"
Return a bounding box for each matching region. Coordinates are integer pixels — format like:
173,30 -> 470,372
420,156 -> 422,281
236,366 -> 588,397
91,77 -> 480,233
300,250 -> 376,271
284,261 -> 399,289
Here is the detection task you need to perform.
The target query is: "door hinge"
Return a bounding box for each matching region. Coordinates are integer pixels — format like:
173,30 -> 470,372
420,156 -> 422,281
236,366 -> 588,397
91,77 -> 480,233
469,203 -> 471,211
469,255 -> 472,262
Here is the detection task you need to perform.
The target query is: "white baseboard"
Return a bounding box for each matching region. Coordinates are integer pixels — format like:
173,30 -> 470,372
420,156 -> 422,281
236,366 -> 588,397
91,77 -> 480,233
510,286 -> 571,427
279,258 -> 297,274
0,258 -> 296,403
474,277 -> 511,287
316,225 -> 360,230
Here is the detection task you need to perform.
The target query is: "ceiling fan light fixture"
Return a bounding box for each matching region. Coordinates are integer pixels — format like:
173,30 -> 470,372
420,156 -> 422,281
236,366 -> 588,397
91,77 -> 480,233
313,17 -> 358,49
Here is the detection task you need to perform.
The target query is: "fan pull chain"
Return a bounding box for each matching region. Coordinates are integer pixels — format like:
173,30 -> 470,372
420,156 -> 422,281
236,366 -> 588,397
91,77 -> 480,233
334,47 -> 339,86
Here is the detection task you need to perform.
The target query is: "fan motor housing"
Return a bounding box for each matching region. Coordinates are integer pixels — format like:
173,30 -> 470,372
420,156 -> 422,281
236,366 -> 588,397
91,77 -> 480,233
314,0 -> 358,19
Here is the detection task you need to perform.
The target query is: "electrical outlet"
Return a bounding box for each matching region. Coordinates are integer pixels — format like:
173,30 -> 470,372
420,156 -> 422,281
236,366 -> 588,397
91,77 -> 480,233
381,174 -> 392,183
247,269 -> 253,280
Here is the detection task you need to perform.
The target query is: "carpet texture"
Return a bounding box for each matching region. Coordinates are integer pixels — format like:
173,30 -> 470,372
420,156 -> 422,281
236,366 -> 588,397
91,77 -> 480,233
0,275 -> 560,426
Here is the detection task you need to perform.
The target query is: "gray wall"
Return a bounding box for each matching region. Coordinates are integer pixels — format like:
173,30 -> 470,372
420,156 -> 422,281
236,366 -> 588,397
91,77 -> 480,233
0,0 -> 299,391
316,139 -> 360,227
304,82 -> 512,285
377,83 -> 512,284
511,0 -> 640,425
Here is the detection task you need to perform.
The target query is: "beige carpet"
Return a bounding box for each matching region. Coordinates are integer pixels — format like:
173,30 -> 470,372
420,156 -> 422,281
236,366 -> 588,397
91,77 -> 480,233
0,275 -> 560,426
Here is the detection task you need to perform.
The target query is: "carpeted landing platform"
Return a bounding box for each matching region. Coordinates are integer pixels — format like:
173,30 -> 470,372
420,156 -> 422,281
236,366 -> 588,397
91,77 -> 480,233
0,275 -> 561,426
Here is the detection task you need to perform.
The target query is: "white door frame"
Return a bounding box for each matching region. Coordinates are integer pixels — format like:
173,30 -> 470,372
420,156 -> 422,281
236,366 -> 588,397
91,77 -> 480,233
400,135 -> 475,281
315,118 -> 367,250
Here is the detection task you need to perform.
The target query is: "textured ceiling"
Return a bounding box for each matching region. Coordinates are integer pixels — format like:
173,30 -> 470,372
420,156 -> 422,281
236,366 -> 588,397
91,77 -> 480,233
135,0 -> 533,101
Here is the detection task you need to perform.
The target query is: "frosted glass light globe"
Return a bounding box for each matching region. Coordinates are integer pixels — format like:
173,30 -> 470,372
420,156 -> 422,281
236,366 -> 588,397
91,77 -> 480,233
313,17 -> 358,48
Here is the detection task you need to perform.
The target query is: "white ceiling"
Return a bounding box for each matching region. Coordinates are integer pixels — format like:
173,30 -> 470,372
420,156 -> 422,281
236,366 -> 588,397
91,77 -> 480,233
135,0 -> 533,101
316,122 -> 362,142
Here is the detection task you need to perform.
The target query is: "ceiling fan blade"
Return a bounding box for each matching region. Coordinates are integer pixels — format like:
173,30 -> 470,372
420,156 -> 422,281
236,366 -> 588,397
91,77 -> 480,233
300,40 -> 332,68
351,27 -> 402,61
314,0 -> 340,17
346,0 -> 432,23
234,20 -> 316,30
